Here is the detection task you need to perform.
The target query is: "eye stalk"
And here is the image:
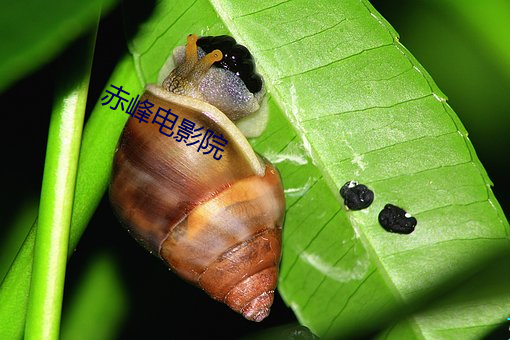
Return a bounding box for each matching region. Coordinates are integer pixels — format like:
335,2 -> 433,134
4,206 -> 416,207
160,34 -> 266,123
162,34 -> 223,97
197,35 -> 262,94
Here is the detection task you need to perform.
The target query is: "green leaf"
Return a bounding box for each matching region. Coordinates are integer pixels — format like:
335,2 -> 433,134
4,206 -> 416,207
372,0 -> 510,197
0,0 -> 117,93
126,0 -> 510,337
240,323 -> 318,340
428,0 -> 510,83
0,198 -> 38,282
2,0 -> 509,338
60,253 -> 128,340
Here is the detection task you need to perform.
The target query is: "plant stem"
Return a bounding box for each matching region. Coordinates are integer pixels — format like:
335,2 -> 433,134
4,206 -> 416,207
24,27 -> 97,340
0,54 -> 136,340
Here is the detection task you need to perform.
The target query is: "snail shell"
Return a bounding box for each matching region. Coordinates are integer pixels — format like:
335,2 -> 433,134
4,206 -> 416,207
109,35 -> 285,321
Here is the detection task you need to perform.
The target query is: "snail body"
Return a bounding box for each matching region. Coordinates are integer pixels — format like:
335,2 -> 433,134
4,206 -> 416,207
110,35 -> 285,321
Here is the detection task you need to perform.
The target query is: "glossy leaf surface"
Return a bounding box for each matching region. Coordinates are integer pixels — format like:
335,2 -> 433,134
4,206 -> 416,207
2,0 -> 508,338
0,0 -> 116,92
124,0 -> 510,337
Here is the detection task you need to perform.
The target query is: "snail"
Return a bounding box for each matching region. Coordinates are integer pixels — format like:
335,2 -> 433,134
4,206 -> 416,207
109,34 -> 285,322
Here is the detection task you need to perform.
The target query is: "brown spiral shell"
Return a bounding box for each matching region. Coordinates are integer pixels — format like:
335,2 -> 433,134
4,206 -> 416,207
110,85 -> 285,321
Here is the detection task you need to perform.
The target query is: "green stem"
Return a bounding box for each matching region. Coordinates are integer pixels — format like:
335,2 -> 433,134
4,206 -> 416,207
0,54 -> 136,340
24,28 -> 97,340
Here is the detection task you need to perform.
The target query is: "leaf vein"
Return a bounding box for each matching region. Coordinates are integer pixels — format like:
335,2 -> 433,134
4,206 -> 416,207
279,43 -> 393,80
303,94 -> 433,123
282,205 -> 340,282
381,237 -> 508,260
324,268 -> 377,335
301,243 -> 355,312
258,18 -> 348,52
366,161 -> 473,186
413,199 -> 489,217
332,130 -> 459,166
234,0 -> 293,19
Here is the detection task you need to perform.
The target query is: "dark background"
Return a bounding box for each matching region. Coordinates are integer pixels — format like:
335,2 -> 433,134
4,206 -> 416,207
1,1 -> 508,339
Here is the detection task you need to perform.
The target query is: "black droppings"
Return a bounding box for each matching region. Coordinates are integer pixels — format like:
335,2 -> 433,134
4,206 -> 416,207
378,204 -> 417,234
339,180 -> 374,210
197,35 -> 262,93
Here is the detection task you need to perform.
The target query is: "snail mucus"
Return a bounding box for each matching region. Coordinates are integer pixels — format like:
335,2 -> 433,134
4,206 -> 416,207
109,34 -> 285,322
